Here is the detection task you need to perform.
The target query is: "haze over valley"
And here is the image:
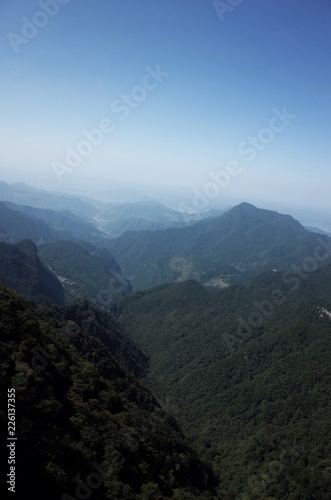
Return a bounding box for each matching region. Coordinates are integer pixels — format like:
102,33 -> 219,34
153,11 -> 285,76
1,1 -> 330,498
0,178 -> 331,498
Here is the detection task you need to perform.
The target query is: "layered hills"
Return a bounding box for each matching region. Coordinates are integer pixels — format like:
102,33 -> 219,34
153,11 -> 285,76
0,201 -> 109,247
0,201 -> 56,244
107,202 -> 322,290
93,200 -> 202,236
0,181 -> 97,219
38,241 -> 132,306
3,201 -> 109,246
0,237 -> 130,307
1,183 -> 331,498
0,181 -> 204,237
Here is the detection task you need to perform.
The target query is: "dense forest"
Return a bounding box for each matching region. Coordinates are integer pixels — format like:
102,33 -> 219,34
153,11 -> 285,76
0,194 -> 330,498
0,285 -> 216,499
113,265 -> 331,498
1,0 -> 331,494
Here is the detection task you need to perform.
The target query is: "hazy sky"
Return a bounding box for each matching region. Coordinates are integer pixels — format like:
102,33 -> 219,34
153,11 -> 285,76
0,1 -> 330,210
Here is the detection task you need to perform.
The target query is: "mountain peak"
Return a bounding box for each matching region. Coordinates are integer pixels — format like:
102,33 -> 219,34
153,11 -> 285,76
221,201 -> 306,233
229,202 -> 260,212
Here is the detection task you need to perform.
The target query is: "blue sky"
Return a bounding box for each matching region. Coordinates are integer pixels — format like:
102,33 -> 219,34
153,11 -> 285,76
0,0 -> 330,210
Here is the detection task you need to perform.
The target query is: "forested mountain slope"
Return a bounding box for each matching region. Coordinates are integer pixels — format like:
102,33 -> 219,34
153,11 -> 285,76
108,203 -> 321,290
0,240 -> 65,304
38,240 -> 131,306
113,264 -> 331,498
0,286 -> 217,499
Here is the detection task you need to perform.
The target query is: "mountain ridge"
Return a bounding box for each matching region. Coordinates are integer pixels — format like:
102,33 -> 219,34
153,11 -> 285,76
107,202 -> 319,290
0,239 -> 65,304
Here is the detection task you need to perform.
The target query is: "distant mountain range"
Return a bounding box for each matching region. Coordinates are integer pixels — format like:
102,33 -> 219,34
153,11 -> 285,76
0,181 -> 208,238
0,181 -> 98,218
93,200 -> 206,235
1,180 -> 331,498
0,202 -> 57,245
1,183 -> 330,299
305,225 -> 331,236
1,201 -> 109,246
107,202 -> 324,290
